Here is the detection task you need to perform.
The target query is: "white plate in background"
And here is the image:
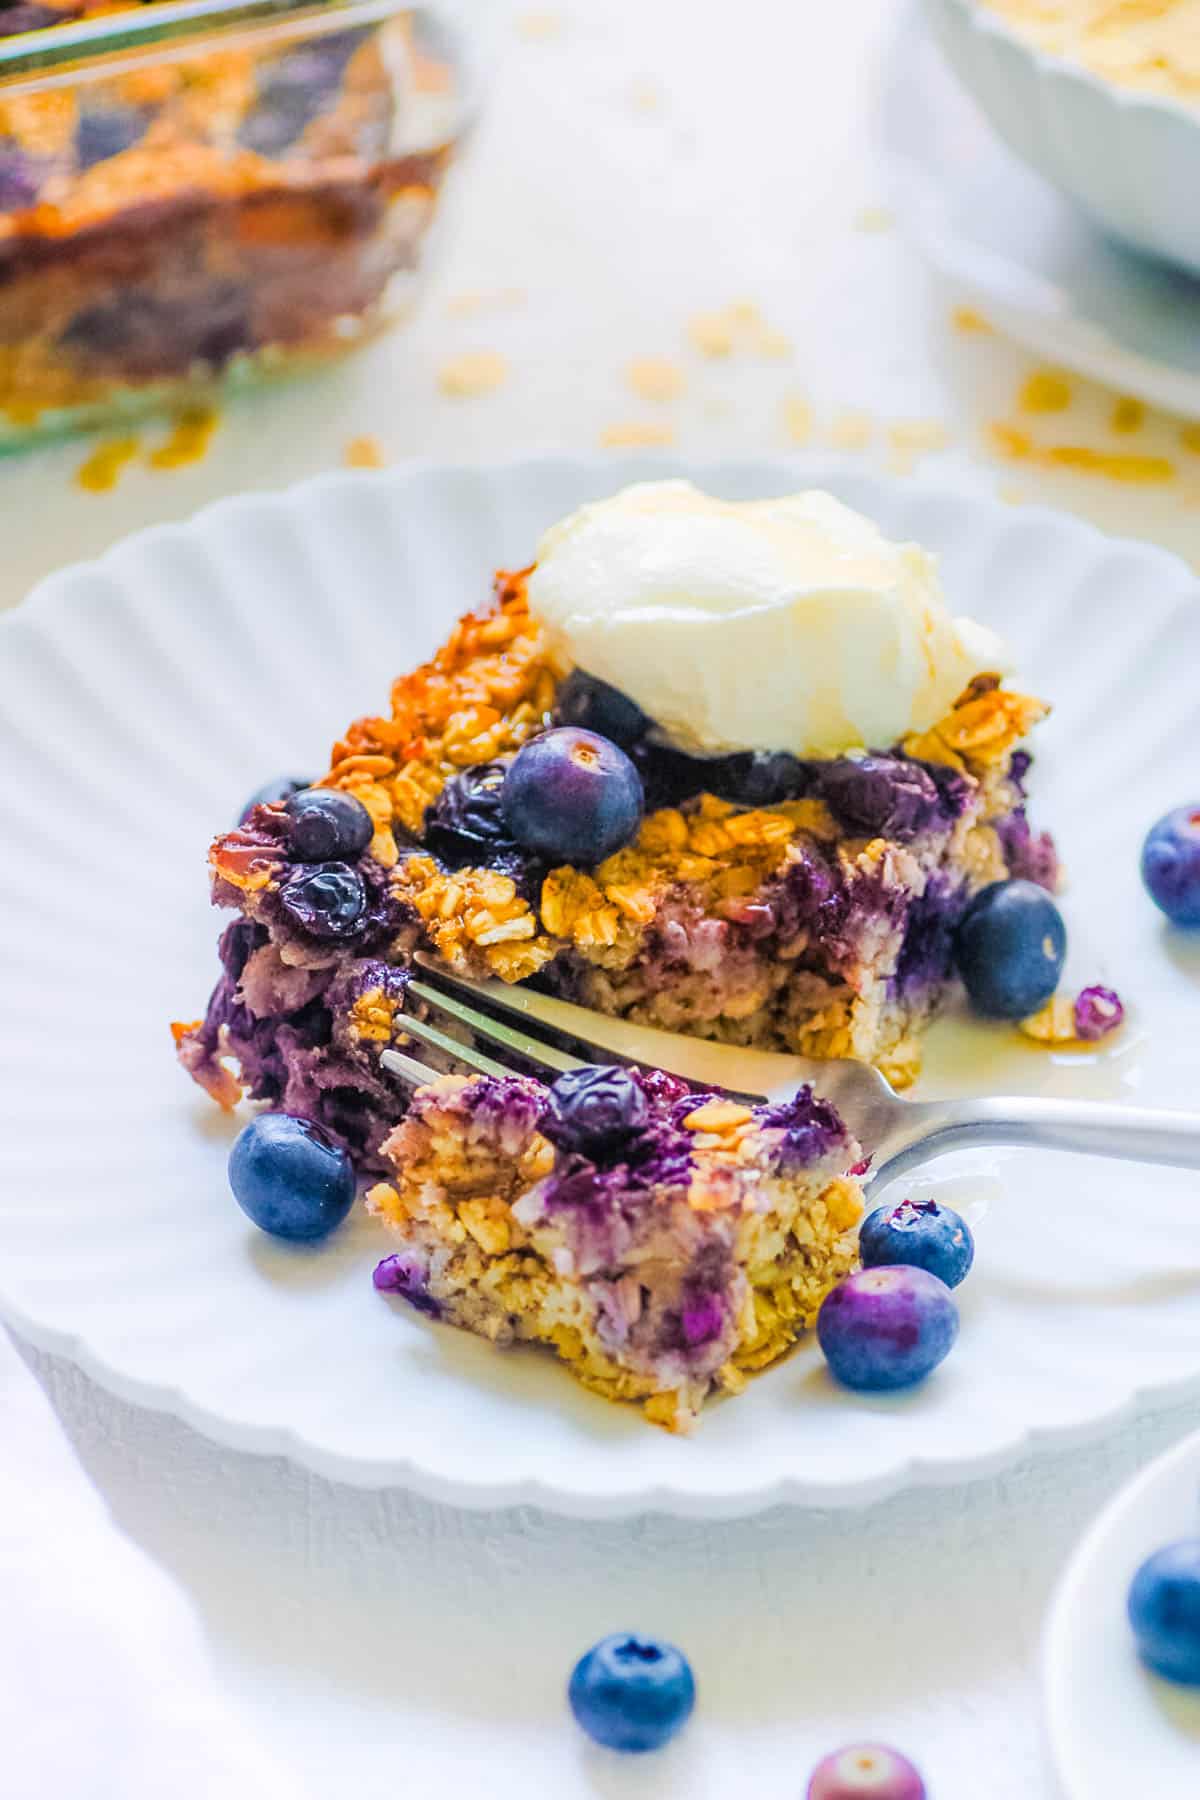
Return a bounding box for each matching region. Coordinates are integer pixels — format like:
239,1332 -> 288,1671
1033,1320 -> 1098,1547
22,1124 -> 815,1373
1044,1428 -> 1200,1798
1,454 -> 1198,1516
882,3 -> 1200,418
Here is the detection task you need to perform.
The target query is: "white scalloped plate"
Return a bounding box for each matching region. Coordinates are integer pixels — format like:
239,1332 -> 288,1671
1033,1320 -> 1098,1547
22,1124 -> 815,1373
1044,1427 -> 1200,1798
2,455 -> 1199,1517
883,3 -> 1200,418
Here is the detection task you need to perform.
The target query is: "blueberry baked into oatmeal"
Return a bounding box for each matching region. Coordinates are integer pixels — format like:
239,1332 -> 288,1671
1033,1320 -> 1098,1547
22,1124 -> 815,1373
0,0 -> 462,436
177,479 -> 1075,1426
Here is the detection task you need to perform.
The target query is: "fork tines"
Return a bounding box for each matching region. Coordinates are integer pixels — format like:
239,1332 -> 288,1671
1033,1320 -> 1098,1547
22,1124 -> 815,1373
379,974 -> 589,1089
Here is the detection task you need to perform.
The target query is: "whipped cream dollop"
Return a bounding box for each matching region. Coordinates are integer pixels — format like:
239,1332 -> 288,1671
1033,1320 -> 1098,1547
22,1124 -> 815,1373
527,481 -> 1009,758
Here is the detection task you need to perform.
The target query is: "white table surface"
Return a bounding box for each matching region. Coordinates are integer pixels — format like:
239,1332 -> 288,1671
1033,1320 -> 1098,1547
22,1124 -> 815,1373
6,2 -> 1200,1794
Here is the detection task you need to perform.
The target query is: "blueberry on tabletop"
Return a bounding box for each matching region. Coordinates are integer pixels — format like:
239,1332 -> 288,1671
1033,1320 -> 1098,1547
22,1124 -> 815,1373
817,1266 -> 959,1393
543,1065 -> 649,1161
238,774 -> 312,825
285,788 -> 374,861
1142,806 -> 1200,927
807,1743 -> 927,1799
502,727 -> 643,865
953,878 -> 1066,1019
568,1633 -> 696,1753
279,863 -> 367,939
1128,1540 -> 1200,1686
556,668 -> 649,747
228,1113 -> 355,1241
859,1198 -> 975,1289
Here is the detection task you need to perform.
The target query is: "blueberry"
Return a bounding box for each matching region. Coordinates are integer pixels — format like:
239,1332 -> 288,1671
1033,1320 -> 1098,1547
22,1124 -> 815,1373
238,774 -> 312,825
228,1113 -> 355,1241
807,1743 -> 927,1799
424,762 -> 517,864
568,1633 -> 695,1753
1128,1540 -> 1200,1685
556,669 -> 649,748
279,863 -> 367,939
1142,805 -> 1200,927
1074,984 -> 1125,1042
818,755 -> 946,842
711,749 -> 809,808
285,788 -> 374,861
859,1198 -> 975,1289
817,1266 -> 959,1392
503,727 -> 643,866
953,878 -> 1066,1019
544,1065 -> 649,1161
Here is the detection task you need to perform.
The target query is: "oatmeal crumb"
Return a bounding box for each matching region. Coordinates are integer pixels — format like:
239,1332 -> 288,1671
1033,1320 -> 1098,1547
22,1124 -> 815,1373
515,9 -> 561,39
952,305 -> 993,334
445,288 -> 525,318
826,409 -> 874,450
438,351 -> 509,398
1019,369 -> 1073,413
783,394 -> 813,445
599,419 -> 676,449
1110,395 -> 1145,434
344,434 -> 387,469
686,310 -> 737,358
75,435 -> 140,493
149,405 -> 220,471
625,356 -> 685,403
854,204 -> 894,232
1181,422 -> 1200,454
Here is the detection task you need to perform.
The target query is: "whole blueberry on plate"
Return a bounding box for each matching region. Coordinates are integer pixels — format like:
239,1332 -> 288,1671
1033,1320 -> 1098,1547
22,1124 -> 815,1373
807,1742 -> 926,1799
544,1065 -> 649,1160
279,863 -> 367,939
953,878 -> 1066,1019
817,1267 -> 959,1392
503,726 -> 643,865
568,1632 -> 695,1753
556,668 -> 649,747
228,1113 -> 355,1241
238,774 -> 311,824
1127,1539 -> 1200,1685
859,1198 -> 974,1289
1141,806 -> 1200,927
285,788 -> 374,862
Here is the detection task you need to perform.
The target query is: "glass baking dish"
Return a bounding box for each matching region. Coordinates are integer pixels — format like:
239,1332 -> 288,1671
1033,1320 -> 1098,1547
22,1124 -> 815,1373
0,0 -> 477,448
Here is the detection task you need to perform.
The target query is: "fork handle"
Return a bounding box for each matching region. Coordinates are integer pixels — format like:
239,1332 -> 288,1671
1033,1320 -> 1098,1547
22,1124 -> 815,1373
877,1095 -> 1200,1184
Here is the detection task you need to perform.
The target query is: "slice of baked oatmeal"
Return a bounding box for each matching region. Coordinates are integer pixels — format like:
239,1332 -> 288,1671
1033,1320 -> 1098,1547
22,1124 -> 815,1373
365,1067 -> 864,1431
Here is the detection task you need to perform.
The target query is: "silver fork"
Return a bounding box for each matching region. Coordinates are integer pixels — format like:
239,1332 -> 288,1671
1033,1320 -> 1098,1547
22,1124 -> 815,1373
380,956 -> 1200,1189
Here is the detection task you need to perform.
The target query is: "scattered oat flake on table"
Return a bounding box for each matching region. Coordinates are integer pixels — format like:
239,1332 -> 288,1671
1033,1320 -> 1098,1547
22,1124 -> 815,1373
854,204 -> 893,232
783,395 -> 812,446
1042,445 -> 1174,482
888,419 -> 952,453
599,420 -> 676,449
1180,422 -> 1200,453
75,435 -> 139,493
1019,368 -> 1073,413
444,288 -> 525,318
437,351 -> 509,398
147,405 -> 219,472
628,79 -> 663,113
1110,395 -> 1145,434
514,9 -> 561,39
686,309 -> 737,358
952,305 -> 993,333
827,409 -> 874,450
344,435 -> 387,469
1020,987 -> 1124,1045
626,356 -> 685,403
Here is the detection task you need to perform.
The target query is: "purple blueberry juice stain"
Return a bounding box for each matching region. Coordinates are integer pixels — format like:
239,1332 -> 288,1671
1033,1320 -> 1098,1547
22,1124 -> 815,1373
759,1084 -> 848,1168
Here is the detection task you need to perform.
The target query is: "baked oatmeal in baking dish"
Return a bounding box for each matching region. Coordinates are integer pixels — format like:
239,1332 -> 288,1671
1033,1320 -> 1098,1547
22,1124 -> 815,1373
176,479 -> 1061,1424
0,0 -> 467,440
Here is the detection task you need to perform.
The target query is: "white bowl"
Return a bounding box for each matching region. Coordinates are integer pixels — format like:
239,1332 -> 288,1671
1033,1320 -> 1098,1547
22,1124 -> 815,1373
924,0 -> 1200,278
